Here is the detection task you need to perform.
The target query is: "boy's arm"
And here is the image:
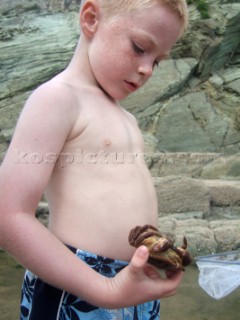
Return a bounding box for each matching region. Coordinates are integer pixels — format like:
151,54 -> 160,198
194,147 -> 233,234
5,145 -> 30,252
0,83 -> 107,304
0,83 -> 183,307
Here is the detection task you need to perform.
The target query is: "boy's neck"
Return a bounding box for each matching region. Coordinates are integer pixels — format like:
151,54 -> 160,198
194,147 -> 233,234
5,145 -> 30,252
64,37 -> 100,89
64,38 -> 117,104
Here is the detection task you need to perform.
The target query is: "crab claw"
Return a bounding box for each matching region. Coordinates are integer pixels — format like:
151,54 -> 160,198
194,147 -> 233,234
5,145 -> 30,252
175,237 -> 192,267
152,237 -> 173,253
129,225 -> 161,247
128,225 -> 192,271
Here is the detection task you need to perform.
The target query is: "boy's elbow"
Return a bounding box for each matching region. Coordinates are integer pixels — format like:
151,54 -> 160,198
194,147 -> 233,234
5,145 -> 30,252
0,195 -> 25,248
0,202 -> 14,247
0,213 -> 10,248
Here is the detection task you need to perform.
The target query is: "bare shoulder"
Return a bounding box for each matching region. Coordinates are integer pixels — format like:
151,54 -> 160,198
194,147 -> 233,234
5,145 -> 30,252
121,106 -> 139,125
26,77 -> 79,119
0,77 -> 85,212
22,76 -> 88,140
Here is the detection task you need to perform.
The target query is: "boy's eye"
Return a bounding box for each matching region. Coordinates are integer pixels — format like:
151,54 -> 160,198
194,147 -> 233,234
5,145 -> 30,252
153,60 -> 159,68
132,42 -> 144,54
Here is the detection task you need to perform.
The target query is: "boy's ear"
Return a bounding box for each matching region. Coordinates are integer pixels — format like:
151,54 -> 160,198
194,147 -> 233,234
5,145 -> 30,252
80,0 -> 100,38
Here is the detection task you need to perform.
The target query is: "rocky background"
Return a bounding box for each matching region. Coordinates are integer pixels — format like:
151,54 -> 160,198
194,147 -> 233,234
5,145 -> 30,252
0,0 -> 240,258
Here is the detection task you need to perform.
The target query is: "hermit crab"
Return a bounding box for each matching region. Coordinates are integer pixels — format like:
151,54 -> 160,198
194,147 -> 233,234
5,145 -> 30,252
129,225 -> 191,271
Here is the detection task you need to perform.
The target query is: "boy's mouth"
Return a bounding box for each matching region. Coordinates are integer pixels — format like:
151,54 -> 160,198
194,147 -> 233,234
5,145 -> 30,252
124,80 -> 139,92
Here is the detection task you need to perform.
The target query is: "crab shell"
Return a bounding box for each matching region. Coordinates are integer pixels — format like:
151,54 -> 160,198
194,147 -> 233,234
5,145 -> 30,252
141,236 -> 187,271
129,225 -> 192,271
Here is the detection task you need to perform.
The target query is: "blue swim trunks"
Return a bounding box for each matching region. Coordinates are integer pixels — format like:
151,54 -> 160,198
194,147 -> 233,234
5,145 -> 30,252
20,245 -> 160,320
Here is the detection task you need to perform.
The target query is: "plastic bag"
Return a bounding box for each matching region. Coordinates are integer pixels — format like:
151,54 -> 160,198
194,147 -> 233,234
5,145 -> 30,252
195,251 -> 240,299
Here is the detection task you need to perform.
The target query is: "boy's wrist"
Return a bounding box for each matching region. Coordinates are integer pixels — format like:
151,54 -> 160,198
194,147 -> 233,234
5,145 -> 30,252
99,276 -> 121,308
78,273 -> 119,309
90,276 -> 123,309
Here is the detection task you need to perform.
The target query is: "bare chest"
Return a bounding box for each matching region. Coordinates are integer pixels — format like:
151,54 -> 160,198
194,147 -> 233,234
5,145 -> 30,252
65,97 -> 145,158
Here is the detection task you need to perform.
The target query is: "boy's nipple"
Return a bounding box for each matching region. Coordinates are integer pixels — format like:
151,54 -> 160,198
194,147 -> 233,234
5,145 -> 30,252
103,139 -> 112,147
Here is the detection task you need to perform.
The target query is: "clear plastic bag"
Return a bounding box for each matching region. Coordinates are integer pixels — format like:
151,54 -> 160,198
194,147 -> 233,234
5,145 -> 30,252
195,250 -> 240,299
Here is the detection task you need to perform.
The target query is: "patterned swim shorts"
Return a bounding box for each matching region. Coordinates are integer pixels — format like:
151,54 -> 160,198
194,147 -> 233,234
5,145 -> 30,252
20,245 -> 160,319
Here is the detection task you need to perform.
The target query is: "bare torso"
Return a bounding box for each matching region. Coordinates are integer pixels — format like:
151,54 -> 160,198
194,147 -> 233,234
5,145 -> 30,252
45,75 -> 158,261
0,3 -> 186,306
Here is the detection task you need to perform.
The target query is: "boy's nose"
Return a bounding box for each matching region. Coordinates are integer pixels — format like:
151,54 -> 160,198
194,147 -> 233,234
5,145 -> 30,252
137,63 -> 153,78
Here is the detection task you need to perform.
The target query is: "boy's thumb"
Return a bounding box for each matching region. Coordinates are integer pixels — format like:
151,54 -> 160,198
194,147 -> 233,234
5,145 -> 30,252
129,246 -> 149,270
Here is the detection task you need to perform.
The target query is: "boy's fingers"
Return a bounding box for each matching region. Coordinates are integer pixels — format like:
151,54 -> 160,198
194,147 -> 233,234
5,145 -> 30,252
129,247 -> 184,284
161,271 -> 184,293
166,270 -> 184,282
124,247 -> 184,302
161,289 -> 177,299
129,246 -> 149,271
143,265 -> 161,279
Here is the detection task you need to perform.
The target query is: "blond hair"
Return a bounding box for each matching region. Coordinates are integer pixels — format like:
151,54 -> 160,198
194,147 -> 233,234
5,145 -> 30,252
81,0 -> 188,33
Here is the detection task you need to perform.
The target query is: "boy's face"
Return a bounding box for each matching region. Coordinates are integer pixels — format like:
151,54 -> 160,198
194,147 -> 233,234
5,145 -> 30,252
87,3 -> 183,100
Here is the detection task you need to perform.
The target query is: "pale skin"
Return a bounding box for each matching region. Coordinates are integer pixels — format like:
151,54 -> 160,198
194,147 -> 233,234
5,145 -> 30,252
0,0 -> 184,309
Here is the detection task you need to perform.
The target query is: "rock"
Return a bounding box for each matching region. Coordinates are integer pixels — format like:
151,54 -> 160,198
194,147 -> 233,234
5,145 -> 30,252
0,0 -> 81,13
154,176 -> 210,215
186,4 -> 240,79
36,201 -> 49,227
203,179 -> 240,206
226,78 -> 240,95
210,220 -> 240,252
175,219 -> 217,257
155,91 -> 234,152
200,154 -> 240,179
220,67 -> 240,84
1,2 -> 240,157
155,177 -> 240,256
148,152 -> 223,178
158,217 -> 217,257
122,58 -> 198,119
0,11 -> 79,131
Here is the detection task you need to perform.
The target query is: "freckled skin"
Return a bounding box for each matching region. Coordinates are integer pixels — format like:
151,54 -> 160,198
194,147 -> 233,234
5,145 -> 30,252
88,5 -> 182,101
44,4 -> 182,260
0,1 -> 185,308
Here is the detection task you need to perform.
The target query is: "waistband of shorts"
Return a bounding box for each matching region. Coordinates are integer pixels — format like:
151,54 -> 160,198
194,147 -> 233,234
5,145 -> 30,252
66,244 -> 129,268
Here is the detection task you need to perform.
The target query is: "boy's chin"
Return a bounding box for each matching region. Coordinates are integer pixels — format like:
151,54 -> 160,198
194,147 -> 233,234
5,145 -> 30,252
101,87 -> 131,101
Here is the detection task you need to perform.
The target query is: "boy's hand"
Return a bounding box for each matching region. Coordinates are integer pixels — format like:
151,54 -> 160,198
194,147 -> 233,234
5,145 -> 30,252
106,246 -> 183,308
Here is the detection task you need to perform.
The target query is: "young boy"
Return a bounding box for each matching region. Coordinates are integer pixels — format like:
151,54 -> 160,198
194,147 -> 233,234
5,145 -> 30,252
0,0 -> 188,319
